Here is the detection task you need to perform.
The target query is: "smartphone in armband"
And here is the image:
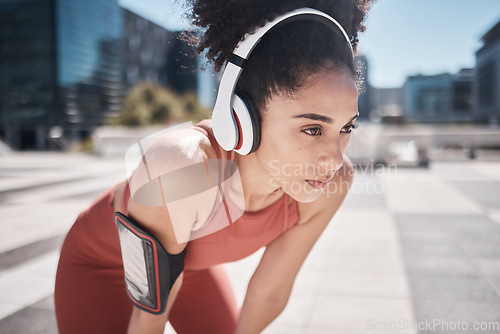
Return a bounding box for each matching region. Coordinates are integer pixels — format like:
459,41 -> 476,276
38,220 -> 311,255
114,212 -> 186,314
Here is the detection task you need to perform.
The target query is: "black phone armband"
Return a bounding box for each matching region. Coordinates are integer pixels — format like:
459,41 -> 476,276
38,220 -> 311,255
114,212 -> 187,314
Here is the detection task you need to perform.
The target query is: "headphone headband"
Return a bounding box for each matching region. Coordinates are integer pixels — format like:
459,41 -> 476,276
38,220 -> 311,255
212,7 -> 353,153
233,8 -> 353,60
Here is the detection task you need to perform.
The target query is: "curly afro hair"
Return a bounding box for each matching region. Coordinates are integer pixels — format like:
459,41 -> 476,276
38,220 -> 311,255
184,0 -> 376,113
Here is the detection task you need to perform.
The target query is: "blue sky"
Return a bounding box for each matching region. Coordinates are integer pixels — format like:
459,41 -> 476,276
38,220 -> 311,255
119,0 -> 500,88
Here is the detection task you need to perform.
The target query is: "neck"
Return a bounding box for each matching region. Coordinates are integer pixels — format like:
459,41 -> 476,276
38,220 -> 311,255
233,152 -> 283,210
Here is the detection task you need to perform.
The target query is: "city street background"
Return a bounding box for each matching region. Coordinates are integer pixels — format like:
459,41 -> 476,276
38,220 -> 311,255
2,0 -> 500,332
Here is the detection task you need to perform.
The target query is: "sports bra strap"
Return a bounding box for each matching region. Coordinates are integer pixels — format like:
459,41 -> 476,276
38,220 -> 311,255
189,124 -> 234,228
121,181 -> 131,215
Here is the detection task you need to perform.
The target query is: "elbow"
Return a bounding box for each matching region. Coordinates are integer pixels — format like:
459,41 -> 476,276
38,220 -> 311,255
247,280 -> 292,304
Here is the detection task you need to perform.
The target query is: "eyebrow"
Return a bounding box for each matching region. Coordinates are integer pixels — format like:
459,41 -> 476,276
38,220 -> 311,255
292,112 -> 359,124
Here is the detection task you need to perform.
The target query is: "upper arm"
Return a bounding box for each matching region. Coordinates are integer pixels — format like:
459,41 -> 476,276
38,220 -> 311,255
126,128 -> 210,254
247,156 -> 355,301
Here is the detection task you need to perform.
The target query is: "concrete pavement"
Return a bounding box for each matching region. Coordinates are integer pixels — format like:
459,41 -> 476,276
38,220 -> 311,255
0,151 -> 499,333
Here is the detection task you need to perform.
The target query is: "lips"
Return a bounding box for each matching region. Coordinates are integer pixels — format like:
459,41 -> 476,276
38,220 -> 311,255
306,179 -> 330,189
308,174 -> 334,184
315,178 -> 332,183
305,172 -> 335,189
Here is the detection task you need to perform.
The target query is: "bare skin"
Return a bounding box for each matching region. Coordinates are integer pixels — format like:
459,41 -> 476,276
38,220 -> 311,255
113,66 -> 359,333
113,66 -> 358,224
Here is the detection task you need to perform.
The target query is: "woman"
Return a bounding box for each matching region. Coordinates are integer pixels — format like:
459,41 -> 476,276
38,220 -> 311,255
54,0 -> 375,333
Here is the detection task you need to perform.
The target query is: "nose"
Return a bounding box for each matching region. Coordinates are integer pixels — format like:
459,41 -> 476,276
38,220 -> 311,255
317,140 -> 344,175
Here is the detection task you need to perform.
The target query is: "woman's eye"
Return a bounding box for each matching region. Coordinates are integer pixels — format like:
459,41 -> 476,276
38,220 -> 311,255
341,122 -> 359,134
302,127 -> 322,136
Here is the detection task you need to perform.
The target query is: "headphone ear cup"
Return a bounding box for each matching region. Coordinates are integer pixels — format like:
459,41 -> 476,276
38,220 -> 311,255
234,92 -> 261,155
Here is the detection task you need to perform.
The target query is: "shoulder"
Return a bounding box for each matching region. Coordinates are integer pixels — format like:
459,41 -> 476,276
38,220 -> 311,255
295,155 -> 354,225
191,119 -> 235,161
126,121 -> 218,253
127,126 -> 207,190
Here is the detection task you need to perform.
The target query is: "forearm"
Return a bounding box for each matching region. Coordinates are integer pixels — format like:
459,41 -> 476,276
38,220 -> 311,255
127,307 -> 167,334
234,293 -> 289,334
127,272 -> 183,334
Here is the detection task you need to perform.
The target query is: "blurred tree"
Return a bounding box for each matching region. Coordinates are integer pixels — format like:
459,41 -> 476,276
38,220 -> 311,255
110,82 -> 211,126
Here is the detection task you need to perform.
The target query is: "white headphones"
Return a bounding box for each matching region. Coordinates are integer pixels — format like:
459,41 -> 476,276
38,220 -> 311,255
211,7 -> 353,155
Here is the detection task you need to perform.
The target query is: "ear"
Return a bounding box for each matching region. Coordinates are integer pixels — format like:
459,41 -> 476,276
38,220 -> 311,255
233,91 -> 261,155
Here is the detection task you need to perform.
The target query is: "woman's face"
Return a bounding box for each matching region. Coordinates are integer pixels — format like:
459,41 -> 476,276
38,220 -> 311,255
255,66 -> 359,203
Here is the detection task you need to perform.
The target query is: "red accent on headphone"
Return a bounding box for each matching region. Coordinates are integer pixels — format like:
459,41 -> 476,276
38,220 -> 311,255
233,109 -> 243,150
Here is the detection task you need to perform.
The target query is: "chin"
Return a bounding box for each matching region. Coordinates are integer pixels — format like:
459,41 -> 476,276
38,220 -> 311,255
291,193 -> 323,203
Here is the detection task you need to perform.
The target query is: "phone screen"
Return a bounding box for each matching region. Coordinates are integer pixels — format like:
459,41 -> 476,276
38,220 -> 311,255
117,222 -> 157,309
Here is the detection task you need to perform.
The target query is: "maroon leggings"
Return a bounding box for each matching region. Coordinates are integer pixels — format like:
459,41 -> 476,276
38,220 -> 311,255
54,186 -> 240,333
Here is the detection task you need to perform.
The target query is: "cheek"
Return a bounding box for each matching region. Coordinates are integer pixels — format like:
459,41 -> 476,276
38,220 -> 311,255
261,151 -> 307,181
259,125 -> 312,177
340,135 -> 351,152
261,127 -> 297,157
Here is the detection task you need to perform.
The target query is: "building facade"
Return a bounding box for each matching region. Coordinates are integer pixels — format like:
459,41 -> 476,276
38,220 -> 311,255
474,20 -> 500,124
0,0 -> 123,150
1,0 -> 58,150
370,87 -> 404,122
0,1 -> 214,150
122,9 -> 220,110
122,8 -> 173,92
57,0 -> 123,145
452,68 -> 473,122
402,73 -> 454,123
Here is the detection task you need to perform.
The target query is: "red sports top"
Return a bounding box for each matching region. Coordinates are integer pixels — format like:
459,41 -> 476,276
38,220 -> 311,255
121,122 -> 299,271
